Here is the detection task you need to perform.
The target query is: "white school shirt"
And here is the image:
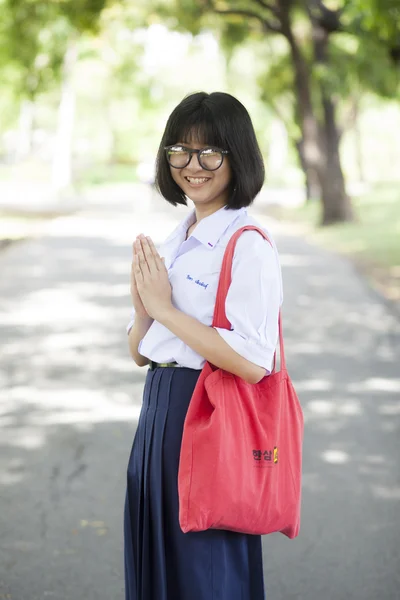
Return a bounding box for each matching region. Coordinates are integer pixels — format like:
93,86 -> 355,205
127,205 -> 283,372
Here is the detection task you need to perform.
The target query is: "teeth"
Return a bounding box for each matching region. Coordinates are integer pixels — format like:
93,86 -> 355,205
186,177 -> 209,184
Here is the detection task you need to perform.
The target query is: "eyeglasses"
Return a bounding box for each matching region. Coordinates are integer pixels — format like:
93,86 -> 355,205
164,145 -> 229,171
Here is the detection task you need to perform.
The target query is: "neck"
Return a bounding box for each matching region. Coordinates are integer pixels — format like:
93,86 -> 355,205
193,201 -> 227,225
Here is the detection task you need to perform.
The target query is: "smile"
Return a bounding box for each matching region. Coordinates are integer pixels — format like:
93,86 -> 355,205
185,177 -> 211,185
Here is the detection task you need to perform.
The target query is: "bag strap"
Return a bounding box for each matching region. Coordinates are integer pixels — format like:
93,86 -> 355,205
211,225 -> 286,372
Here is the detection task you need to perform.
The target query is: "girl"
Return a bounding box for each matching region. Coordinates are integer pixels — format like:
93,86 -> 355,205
125,91 -> 283,600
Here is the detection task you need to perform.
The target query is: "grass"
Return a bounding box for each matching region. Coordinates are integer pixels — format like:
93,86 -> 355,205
269,183 -> 400,304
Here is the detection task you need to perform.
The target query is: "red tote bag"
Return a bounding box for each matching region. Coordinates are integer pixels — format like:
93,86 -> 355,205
178,225 -> 304,538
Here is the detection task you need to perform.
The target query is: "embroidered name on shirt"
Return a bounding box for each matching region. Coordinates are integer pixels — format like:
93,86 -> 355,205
186,274 -> 209,290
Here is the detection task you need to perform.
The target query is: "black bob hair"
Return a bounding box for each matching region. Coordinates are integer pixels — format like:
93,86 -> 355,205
154,91 -> 265,209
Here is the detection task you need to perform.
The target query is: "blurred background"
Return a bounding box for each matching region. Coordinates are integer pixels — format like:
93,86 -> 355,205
0,1 -> 399,599
1,0 -> 399,280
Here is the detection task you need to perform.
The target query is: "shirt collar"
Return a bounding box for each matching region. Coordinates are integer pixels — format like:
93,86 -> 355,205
168,206 -> 246,250
192,206 -> 247,249
163,209 -> 196,246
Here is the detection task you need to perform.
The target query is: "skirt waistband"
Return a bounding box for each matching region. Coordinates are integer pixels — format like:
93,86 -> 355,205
149,360 -> 183,370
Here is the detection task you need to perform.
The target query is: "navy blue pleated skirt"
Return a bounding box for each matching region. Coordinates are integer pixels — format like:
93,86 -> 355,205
124,365 -> 265,600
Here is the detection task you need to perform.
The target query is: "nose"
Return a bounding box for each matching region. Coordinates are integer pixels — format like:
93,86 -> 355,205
186,152 -> 204,172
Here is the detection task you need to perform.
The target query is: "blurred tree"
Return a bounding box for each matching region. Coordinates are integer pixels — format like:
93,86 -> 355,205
95,4 -> 158,165
51,0 -> 108,191
148,0 -> 399,223
347,0 -> 400,67
0,0 -> 67,157
302,0 -> 353,222
214,0 -> 356,223
256,50 -> 322,200
303,0 -> 399,220
149,0 -> 352,223
0,0 -> 108,188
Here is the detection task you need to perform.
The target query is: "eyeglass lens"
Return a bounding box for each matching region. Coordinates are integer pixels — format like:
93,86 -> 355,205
166,147 -> 223,171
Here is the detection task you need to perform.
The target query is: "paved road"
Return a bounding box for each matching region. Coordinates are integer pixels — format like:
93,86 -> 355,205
1,184 -> 399,600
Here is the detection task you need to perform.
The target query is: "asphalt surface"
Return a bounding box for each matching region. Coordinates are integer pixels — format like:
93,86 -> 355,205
1,184 -> 399,600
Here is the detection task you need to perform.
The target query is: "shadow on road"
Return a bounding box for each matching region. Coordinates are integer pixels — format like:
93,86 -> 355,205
0,192 -> 399,599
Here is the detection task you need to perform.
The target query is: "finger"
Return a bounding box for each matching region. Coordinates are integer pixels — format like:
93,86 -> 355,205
131,251 -> 137,277
139,236 -> 157,268
132,251 -> 139,274
132,241 -> 139,272
133,239 -> 142,258
145,236 -> 159,256
136,238 -> 150,275
133,253 -> 144,283
131,241 -> 137,272
146,236 -> 164,270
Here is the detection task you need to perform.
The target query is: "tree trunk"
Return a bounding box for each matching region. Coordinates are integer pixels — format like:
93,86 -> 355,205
279,2 -> 354,223
286,32 -> 323,187
295,138 -> 321,201
312,25 -> 354,224
319,95 -> 354,224
279,14 -> 325,202
257,90 -> 319,200
52,38 -> 78,192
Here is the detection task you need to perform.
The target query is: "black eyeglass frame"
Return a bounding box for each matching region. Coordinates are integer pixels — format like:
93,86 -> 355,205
164,145 -> 229,172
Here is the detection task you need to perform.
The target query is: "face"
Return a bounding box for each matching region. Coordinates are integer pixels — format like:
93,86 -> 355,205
169,138 -> 232,210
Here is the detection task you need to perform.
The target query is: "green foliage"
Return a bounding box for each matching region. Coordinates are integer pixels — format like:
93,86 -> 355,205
0,0 -> 108,100
328,35 -> 398,99
152,0 -> 206,35
1,1 -> 69,97
58,0 -> 108,32
343,0 -> 400,74
345,0 -> 400,42
257,51 -> 300,137
219,21 -> 252,60
1,0 -> 398,200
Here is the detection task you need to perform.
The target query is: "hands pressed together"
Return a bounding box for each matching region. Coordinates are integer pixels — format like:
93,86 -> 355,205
130,234 -> 173,322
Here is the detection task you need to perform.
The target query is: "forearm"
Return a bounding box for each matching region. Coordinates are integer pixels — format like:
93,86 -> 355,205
128,315 -> 153,366
158,307 -> 265,384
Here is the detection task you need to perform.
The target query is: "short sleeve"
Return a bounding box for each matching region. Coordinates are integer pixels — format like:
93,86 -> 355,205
126,307 -> 136,335
213,230 -> 282,372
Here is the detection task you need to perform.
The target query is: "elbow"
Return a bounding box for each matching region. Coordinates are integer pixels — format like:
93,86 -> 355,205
132,354 -> 150,367
128,337 -> 149,367
243,364 -> 267,385
244,374 -> 262,385
128,343 -> 149,367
